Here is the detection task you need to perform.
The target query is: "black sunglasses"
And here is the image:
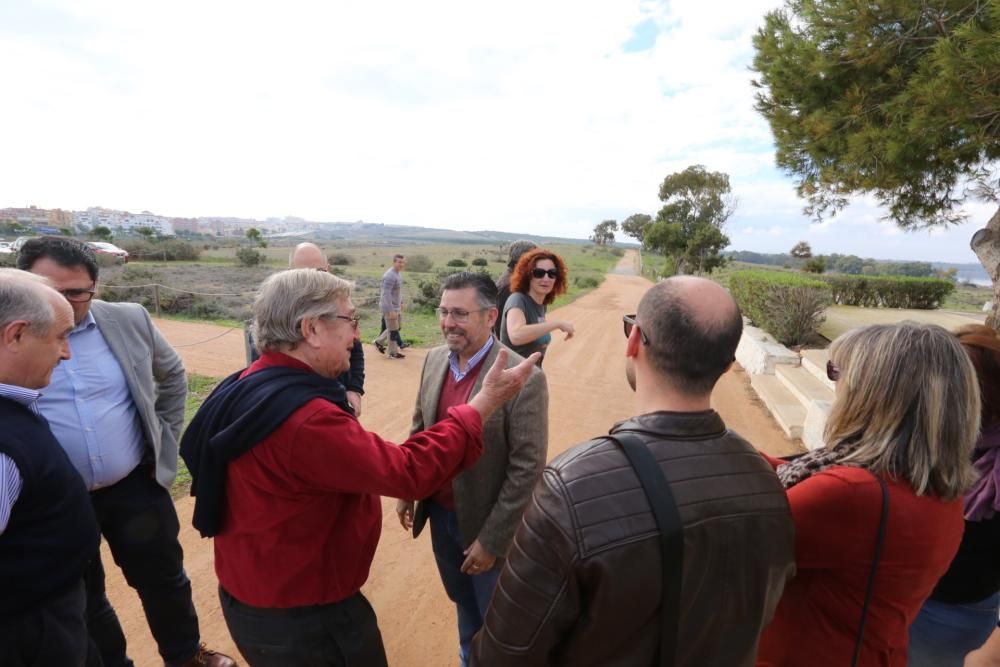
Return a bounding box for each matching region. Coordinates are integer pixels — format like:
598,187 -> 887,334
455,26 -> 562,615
531,268 -> 559,279
622,314 -> 649,345
826,360 -> 840,382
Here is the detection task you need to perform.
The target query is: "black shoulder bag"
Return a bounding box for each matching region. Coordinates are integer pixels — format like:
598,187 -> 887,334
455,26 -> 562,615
852,474 -> 889,667
608,434 -> 684,667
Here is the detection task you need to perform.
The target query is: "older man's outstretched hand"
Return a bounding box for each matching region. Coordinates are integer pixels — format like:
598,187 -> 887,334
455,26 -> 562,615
468,348 -> 541,422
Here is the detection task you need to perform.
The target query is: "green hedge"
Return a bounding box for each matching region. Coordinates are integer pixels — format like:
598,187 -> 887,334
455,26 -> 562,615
823,275 -> 954,309
729,271 -> 832,345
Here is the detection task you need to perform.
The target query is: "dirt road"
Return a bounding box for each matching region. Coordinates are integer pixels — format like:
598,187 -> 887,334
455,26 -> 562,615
106,255 -> 797,666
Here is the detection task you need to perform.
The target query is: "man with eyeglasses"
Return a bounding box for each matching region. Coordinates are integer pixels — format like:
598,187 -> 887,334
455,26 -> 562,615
180,269 -> 540,665
396,271 -> 548,667
472,277 -> 795,667
17,237 -> 235,667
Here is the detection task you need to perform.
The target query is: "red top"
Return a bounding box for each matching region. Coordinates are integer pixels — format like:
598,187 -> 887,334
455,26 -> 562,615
214,352 -> 484,608
428,362 -> 485,510
756,454 -> 964,667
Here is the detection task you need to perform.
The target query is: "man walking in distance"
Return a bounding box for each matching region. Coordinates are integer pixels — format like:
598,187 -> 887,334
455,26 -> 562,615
18,238 -> 235,667
373,253 -> 406,358
243,242 -> 366,416
397,271 -> 548,667
493,240 -> 536,338
471,277 -> 796,667
0,270 -> 101,667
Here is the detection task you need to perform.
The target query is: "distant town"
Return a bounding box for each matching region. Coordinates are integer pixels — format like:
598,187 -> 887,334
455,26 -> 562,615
0,204 -> 364,238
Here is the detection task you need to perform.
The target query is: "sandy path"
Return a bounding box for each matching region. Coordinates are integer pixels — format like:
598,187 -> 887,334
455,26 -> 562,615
106,253 -> 796,666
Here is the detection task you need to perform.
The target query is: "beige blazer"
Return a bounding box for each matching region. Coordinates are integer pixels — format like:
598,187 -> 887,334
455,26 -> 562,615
92,300 -> 187,490
410,339 -> 548,557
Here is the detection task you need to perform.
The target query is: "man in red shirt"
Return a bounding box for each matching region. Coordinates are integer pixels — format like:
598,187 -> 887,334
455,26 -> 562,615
180,268 -> 539,666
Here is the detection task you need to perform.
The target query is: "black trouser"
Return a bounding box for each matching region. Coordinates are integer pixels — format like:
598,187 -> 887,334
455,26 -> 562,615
0,580 -> 100,667
219,586 -> 388,667
378,317 -> 405,346
86,464 -> 200,667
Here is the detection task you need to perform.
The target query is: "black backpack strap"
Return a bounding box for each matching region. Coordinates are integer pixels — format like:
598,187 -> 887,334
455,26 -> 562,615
852,474 -> 889,667
608,433 -> 684,667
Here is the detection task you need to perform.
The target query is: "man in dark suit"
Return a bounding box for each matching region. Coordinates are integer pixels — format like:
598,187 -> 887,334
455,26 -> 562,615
397,271 -> 548,667
0,269 -> 100,667
18,237 -> 234,667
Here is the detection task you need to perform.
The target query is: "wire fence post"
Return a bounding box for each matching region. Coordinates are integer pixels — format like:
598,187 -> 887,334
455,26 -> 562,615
153,284 -> 161,317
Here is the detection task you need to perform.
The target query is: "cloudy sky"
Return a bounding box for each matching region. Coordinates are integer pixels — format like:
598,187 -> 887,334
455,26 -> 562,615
0,0 -> 992,263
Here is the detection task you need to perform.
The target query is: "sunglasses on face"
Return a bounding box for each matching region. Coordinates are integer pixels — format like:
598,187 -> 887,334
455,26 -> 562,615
531,268 -> 559,279
826,360 -> 840,382
622,314 -> 650,345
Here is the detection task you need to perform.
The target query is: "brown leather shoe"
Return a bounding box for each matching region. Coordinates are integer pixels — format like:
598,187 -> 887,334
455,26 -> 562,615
177,644 -> 237,667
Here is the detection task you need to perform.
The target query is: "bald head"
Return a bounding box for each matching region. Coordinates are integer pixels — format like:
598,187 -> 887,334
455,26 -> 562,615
636,276 -> 742,395
0,269 -> 74,388
289,243 -> 329,271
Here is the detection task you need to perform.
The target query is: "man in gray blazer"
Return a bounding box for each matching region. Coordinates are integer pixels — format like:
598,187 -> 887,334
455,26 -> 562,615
396,271 -> 548,667
18,237 -> 234,667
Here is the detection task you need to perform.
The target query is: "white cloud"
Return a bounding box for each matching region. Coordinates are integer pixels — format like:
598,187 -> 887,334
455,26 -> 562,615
0,0 -> 989,263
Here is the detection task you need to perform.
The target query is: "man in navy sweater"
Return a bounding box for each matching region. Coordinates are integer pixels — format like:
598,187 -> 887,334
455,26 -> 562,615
0,269 -> 100,666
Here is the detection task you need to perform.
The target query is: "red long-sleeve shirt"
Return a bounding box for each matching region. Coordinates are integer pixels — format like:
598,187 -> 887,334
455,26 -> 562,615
214,352 -> 484,608
756,453 -> 963,667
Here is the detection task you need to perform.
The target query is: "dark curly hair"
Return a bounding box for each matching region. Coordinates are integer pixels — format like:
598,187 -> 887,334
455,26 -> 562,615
509,248 -> 568,306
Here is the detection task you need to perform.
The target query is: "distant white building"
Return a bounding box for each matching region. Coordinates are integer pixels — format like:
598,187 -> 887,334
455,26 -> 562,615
73,207 -> 174,235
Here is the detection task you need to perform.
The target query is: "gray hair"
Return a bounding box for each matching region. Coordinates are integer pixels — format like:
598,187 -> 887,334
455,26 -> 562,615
826,321 -> 980,501
508,240 -> 537,268
0,268 -> 56,335
252,269 -> 353,353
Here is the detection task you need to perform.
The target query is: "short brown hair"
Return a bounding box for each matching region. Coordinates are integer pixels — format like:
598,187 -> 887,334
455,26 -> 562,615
955,324 -> 1000,427
509,248 -> 568,306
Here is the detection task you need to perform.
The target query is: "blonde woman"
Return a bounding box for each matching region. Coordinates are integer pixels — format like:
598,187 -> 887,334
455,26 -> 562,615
756,322 -> 980,667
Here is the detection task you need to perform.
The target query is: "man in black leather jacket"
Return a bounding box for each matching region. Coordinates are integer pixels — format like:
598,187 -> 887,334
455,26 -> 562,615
471,276 -> 796,666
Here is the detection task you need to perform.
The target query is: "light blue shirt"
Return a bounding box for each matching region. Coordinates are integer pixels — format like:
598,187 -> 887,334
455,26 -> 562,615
0,383 -> 40,534
37,311 -> 146,491
448,336 -> 494,382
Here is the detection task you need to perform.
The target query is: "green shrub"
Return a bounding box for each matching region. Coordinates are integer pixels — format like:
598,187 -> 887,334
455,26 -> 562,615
609,247 -> 625,257
412,279 -> 443,310
117,239 -> 200,261
328,252 -> 353,266
729,271 -> 832,345
471,257 -> 489,267
822,275 -> 954,309
236,247 -> 264,267
0,253 -> 15,268
574,276 -> 600,289
407,254 -> 434,272
446,258 -> 467,268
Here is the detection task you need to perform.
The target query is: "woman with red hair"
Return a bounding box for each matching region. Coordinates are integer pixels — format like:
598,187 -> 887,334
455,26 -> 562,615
499,248 -> 574,366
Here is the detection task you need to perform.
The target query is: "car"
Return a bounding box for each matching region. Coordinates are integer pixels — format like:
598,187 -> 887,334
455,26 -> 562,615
11,236 -> 37,253
87,241 -> 130,263
0,241 -> 12,254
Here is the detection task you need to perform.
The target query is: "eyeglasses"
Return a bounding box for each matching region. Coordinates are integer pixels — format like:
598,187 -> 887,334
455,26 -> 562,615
59,286 -> 97,303
332,314 -> 361,331
436,307 -> 488,324
622,314 -> 649,345
531,268 -> 559,279
826,360 -> 840,382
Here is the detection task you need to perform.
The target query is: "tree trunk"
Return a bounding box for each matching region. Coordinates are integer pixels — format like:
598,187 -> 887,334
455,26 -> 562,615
971,206 -> 1000,330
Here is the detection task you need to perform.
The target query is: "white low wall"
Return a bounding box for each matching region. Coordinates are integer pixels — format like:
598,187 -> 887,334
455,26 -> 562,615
735,324 -> 800,376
